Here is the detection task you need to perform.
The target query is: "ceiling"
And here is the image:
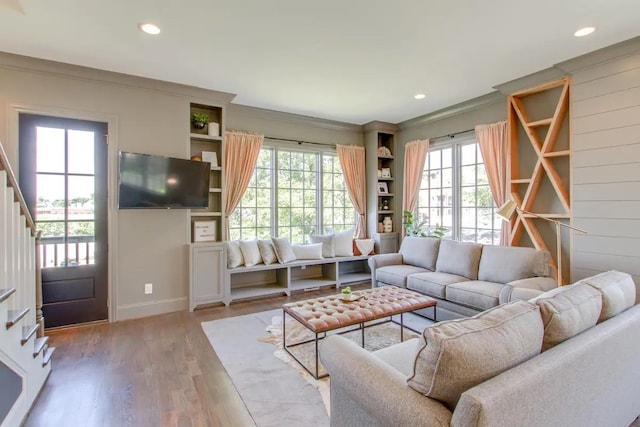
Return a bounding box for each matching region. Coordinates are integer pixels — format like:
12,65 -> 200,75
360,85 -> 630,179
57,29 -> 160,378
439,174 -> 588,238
1,0 -> 640,125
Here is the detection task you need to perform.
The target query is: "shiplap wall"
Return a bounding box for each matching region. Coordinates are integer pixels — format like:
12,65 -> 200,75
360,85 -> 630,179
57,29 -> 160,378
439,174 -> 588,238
571,48 -> 640,291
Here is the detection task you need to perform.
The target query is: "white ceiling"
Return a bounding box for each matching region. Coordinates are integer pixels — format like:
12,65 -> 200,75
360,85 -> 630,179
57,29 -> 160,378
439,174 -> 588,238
1,0 -> 640,125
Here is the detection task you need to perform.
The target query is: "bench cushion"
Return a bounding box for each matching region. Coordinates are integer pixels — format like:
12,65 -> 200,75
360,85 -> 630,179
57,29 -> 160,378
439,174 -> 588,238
376,265 -> 429,288
445,281 -> 504,311
435,240 -> 483,280
407,272 -> 469,299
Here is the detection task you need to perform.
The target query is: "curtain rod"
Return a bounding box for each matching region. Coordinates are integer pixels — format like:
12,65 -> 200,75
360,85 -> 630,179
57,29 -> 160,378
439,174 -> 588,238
265,136 -> 330,147
430,128 -> 475,142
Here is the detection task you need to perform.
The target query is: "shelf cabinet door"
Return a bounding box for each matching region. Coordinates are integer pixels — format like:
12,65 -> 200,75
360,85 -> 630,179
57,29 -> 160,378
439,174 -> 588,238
189,243 -> 224,310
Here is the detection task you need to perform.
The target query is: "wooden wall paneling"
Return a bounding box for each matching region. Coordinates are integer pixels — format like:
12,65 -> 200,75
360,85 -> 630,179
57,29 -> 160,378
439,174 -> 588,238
507,77 -> 571,284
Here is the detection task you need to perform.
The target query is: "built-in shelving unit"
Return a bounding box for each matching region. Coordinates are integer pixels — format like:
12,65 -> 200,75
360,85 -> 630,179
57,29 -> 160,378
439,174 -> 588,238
223,255 -> 371,306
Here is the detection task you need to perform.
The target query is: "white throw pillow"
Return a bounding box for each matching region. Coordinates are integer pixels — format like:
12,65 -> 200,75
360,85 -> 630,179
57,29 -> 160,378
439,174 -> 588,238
271,236 -> 296,264
239,240 -> 262,267
291,243 -> 324,260
327,228 -> 354,257
226,240 -> 244,268
309,234 -> 335,258
257,239 -> 278,265
354,238 -> 375,256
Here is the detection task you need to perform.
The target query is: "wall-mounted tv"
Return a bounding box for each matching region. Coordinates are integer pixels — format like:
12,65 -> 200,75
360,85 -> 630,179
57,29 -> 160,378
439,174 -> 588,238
118,151 -> 210,209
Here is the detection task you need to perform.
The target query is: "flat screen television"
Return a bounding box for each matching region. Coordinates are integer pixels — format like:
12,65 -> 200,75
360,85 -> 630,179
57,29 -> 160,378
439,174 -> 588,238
118,151 -> 210,209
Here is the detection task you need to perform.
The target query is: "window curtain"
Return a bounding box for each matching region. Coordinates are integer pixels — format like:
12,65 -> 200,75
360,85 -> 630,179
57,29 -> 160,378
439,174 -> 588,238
336,145 -> 367,238
475,121 -> 509,245
402,139 -> 430,233
224,131 -> 264,240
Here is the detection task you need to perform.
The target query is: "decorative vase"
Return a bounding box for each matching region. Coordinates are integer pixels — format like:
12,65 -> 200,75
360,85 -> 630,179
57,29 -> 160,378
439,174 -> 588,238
193,121 -> 206,130
383,217 -> 392,233
208,122 -> 220,137
382,199 -> 389,210
377,222 -> 384,233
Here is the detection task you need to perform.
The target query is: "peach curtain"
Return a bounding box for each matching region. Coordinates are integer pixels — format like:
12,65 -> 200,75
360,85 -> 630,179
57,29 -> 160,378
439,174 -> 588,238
336,145 -> 367,238
224,131 -> 264,240
475,121 -> 509,245
402,139 -> 430,230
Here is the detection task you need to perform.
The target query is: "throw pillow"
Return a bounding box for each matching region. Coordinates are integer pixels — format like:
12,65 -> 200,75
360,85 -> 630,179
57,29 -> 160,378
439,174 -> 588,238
407,300 -> 543,410
533,283 -> 602,351
579,270 -> 636,322
291,243 -> 324,260
239,240 -> 261,267
327,228 -> 354,257
435,239 -> 483,279
353,238 -> 375,256
226,240 -> 244,268
309,234 -> 335,258
271,236 -> 296,264
257,239 -> 278,265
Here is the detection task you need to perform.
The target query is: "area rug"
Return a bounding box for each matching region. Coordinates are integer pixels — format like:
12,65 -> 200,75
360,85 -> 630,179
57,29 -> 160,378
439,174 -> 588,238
201,309 -> 433,427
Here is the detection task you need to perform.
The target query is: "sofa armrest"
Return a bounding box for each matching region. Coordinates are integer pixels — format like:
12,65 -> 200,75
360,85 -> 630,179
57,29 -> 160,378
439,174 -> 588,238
499,277 -> 558,303
320,335 -> 452,427
368,253 -> 403,286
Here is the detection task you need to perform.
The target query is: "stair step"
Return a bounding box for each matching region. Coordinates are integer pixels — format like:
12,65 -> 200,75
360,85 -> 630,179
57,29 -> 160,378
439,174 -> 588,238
6,307 -> 29,330
21,324 -> 39,345
42,346 -> 55,367
33,336 -> 49,358
0,288 -> 16,304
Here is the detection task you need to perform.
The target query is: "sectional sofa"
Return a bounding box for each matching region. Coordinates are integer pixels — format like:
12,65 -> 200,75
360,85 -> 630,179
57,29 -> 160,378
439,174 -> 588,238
321,270 -> 640,427
368,237 -> 557,320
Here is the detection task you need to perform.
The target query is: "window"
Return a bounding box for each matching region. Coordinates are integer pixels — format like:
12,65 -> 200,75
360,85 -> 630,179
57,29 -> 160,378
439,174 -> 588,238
229,143 -> 356,243
417,139 -> 500,245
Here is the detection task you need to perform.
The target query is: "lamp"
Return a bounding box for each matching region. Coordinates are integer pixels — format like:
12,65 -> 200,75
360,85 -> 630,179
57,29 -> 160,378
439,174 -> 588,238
497,199 -> 587,285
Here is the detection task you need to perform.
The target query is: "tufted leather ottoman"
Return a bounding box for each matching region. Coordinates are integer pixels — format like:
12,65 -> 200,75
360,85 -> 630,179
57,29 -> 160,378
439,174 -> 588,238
282,286 -> 436,378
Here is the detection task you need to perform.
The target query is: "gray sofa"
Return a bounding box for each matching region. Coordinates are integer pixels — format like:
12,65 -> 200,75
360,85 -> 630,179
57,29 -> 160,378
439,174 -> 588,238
320,270 -> 640,427
368,237 -> 557,319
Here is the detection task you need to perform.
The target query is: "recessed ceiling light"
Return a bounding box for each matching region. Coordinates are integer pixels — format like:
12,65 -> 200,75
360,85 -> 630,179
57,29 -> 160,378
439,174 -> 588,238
139,23 -> 161,35
414,93 -> 426,100
574,26 -> 595,37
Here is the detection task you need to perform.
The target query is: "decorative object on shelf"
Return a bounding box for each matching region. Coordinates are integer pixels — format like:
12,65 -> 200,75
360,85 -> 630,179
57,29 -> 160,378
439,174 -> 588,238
377,146 -> 392,156
381,168 -> 391,178
193,220 -> 217,242
382,198 -> 389,210
377,182 -> 388,194
377,222 -> 384,233
190,155 -> 202,161
377,169 -> 382,178
497,198 -> 587,286
202,151 -> 218,168
191,112 -> 209,130
208,122 -> 220,137
383,216 -> 393,233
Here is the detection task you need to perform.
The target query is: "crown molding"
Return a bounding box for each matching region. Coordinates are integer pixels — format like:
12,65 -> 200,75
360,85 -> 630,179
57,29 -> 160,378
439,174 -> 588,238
0,51 -> 237,104
493,67 -> 567,96
362,121 -> 397,134
555,35 -> 640,74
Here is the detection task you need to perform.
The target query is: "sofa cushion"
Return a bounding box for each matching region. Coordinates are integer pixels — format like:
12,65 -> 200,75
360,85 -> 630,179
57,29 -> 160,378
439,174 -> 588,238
399,237 -> 441,271
446,281 -> 504,311
435,240 -> 483,280
579,270 -> 636,322
478,245 -> 550,284
533,283 -> 602,351
407,300 -> 543,410
407,272 -> 469,299
373,338 -> 420,377
309,234 -> 335,258
376,265 -> 430,288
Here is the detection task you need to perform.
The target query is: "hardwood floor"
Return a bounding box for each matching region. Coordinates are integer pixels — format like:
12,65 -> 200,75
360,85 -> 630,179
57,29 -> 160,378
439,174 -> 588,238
24,285 -> 367,427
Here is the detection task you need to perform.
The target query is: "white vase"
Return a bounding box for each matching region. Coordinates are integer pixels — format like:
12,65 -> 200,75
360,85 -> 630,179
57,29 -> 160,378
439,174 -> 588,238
383,217 -> 392,233
208,122 -> 220,137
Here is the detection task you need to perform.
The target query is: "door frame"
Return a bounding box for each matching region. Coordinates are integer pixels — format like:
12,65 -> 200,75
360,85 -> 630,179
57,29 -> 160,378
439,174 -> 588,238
9,104 -> 119,323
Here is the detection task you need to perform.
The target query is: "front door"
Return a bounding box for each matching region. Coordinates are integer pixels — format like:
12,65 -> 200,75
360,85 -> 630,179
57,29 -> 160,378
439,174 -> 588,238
19,114 -> 108,328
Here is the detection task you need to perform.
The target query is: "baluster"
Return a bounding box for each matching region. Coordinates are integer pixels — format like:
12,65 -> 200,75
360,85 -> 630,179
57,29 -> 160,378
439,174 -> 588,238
35,231 -> 44,336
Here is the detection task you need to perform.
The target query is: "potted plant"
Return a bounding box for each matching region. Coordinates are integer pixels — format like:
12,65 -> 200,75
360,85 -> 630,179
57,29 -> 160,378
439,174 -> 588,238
403,210 -> 446,238
191,112 -> 209,130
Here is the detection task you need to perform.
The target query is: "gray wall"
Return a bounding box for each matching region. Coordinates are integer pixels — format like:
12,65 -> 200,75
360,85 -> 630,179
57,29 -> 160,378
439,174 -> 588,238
559,38 -> 640,289
0,52 -> 361,321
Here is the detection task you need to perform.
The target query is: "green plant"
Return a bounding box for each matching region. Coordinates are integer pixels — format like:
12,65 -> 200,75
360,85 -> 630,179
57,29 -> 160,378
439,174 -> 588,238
403,210 -> 446,238
191,112 -> 209,126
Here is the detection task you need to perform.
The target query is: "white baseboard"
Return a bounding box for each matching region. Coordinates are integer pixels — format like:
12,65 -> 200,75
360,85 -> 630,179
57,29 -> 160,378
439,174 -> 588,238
116,297 -> 187,321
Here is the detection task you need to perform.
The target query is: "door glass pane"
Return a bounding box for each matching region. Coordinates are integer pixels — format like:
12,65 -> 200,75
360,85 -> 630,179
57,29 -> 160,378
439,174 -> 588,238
68,176 -> 95,221
68,130 -> 95,174
68,221 -> 95,265
36,174 -> 65,221
36,127 -> 65,173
